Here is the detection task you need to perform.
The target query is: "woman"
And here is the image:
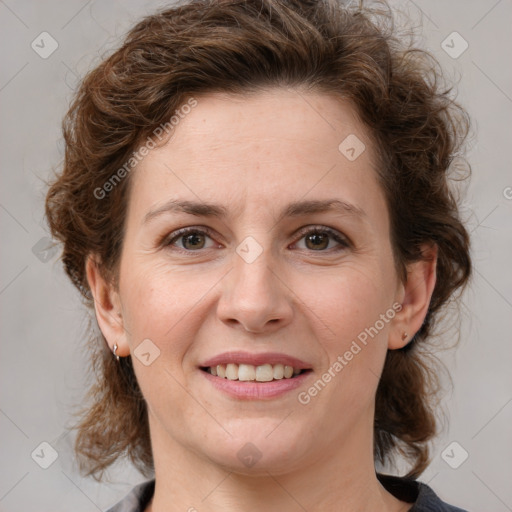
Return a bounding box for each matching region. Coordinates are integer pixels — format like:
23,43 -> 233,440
45,0 -> 472,510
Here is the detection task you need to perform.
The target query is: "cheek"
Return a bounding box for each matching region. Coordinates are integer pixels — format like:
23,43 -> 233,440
304,265 -> 395,395
310,265 -> 393,342
118,262 -> 207,413
119,258 -> 224,364
120,261 -> 192,345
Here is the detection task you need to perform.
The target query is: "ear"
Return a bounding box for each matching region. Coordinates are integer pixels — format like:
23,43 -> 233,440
389,243 -> 438,350
85,255 -> 129,357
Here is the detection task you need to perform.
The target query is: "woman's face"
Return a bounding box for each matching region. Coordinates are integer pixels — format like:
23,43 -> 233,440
100,88 -> 414,474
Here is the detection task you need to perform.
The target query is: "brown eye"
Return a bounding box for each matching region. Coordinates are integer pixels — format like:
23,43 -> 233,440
294,226 -> 350,252
165,227 -> 217,252
181,232 -> 206,250
305,232 -> 330,250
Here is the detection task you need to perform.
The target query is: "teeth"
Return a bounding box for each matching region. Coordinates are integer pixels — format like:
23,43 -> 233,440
226,363 -> 238,380
238,364 -> 256,381
255,364 -> 274,382
207,363 -> 304,381
273,363 -> 284,380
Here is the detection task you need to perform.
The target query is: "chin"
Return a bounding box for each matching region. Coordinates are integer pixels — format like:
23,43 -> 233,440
202,425 -> 309,475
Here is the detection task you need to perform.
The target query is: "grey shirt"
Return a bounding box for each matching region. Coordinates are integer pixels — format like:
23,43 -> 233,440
105,473 -> 469,511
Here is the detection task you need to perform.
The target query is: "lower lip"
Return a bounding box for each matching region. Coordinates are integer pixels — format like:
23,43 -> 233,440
200,369 -> 312,399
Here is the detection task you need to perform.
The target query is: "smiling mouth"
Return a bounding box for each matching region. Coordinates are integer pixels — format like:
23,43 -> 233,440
200,363 -> 312,382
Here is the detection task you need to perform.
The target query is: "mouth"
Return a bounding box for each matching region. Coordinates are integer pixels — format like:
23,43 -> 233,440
198,351 -> 314,398
200,363 -> 312,382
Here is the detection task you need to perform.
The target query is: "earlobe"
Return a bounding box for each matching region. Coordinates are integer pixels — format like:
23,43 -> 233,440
85,255 -> 129,357
389,244 -> 438,350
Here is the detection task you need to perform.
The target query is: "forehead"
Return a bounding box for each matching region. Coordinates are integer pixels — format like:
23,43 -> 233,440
165,88 -> 371,160
128,88 -> 386,224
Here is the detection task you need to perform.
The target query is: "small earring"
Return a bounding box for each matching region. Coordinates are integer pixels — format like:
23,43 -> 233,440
402,332 -> 408,341
113,343 -> 120,362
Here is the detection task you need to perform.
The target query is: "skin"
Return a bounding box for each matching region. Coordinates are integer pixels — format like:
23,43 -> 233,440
87,87 -> 437,512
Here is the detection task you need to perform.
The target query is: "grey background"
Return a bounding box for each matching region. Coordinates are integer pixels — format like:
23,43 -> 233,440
1,0 -> 511,510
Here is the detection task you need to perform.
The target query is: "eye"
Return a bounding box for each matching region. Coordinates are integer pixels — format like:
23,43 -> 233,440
293,226 -> 350,252
164,227 -> 219,251
162,225 -> 350,254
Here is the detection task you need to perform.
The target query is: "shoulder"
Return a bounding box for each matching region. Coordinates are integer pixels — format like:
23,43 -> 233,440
377,473 -> 469,512
104,479 -> 155,512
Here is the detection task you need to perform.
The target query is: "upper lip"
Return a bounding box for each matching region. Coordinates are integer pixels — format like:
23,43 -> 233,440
200,351 -> 312,370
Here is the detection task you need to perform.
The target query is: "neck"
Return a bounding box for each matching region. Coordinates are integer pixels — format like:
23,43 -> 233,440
145,413 -> 410,512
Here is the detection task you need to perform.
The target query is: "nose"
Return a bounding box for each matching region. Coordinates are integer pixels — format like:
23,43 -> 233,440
216,247 -> 294,334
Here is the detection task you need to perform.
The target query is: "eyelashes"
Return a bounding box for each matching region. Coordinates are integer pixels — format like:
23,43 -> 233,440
163,226 -> 220,252
294,225 -> 351,251
162,225 -> 351,254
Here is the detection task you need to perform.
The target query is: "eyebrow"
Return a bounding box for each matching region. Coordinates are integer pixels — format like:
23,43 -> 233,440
142,198 -> 367,225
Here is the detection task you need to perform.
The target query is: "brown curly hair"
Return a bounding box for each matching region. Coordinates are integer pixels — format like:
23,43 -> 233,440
45,0 -> 471,482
